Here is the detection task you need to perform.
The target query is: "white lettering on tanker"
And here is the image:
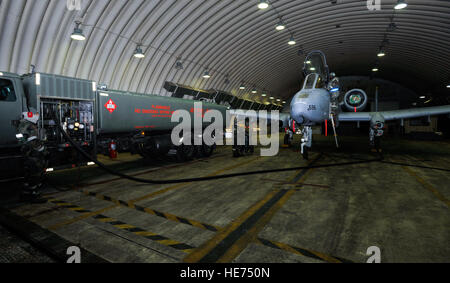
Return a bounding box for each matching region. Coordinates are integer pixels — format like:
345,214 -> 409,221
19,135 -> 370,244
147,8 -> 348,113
170,102 -> 280,156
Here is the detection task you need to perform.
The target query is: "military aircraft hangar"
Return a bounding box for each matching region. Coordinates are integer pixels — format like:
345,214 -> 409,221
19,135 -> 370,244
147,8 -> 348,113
0,0 -> 449,265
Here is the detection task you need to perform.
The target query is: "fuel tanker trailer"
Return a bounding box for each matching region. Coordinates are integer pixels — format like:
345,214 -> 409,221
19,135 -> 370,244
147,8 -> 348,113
0,71 -> 227,180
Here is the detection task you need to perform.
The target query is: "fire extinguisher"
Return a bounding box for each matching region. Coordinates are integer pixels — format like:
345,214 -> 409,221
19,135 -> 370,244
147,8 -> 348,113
109,140 -> 118,159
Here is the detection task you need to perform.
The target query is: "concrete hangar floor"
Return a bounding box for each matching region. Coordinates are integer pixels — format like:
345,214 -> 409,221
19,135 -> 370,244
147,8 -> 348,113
0,134 -> 449,263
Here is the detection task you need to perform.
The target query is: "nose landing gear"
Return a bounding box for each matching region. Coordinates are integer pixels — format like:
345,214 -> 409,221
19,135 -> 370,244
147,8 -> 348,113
300,126 -> 312,160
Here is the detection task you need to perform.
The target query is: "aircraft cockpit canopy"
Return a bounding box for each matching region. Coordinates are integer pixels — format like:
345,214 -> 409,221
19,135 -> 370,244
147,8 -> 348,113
302,73 -> 325,90
303,50 -> 330,84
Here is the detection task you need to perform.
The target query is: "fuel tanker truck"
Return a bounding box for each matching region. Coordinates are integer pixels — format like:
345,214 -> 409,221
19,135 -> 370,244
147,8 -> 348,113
0,71 -> 230,183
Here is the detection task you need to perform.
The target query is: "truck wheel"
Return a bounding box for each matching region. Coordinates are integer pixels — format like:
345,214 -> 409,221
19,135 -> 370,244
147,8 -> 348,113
200,144 -> 215,158
176,144 -> 194,162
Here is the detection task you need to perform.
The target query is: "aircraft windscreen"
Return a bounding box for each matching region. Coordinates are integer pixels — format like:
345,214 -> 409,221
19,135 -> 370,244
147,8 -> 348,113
303,51 -> 329,82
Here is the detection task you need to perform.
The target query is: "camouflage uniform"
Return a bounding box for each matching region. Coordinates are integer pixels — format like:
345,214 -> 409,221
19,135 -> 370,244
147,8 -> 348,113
16,119 -> 48,201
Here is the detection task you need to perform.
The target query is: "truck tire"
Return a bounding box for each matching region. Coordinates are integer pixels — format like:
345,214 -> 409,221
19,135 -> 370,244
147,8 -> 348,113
176,144 -> 195,162
200,144 -> 215,158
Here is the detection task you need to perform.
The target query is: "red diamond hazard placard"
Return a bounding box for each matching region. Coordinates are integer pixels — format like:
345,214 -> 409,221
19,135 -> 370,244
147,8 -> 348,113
104,99 -> 117,113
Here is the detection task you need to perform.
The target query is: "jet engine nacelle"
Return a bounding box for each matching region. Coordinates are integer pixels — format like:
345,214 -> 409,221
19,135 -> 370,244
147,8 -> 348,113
344,89 -> 368,112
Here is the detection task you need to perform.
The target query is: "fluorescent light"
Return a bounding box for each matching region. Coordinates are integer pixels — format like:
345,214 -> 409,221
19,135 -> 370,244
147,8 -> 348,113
252,88 -> 257,94
419,96 -> 426,99
377,50 -> 386,57
372,68 -> 379,72
46,168 -> 54,172
306,60 -> 311,64
87,162 -> 95,166
239,84 -> 245,90
394,0 -> 407,10
262,94 -> 267,97
446,84 -> 450,88
310,67 -> 316,71
270,97 -> 274,100
134,46 -> 145,58
283,101 -> 286,104
258,0 -> 269,9
276,99 -> 281,101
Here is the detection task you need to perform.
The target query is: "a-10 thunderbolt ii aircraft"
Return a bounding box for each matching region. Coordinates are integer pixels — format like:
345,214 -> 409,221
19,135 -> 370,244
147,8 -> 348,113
284,50 -> 450,159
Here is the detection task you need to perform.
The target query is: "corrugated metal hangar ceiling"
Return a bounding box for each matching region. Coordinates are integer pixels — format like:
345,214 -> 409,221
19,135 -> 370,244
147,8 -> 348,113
0,0 -> 449,105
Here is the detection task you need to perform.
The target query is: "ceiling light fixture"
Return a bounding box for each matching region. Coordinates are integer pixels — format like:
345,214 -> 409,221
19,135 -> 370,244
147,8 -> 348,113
175,60 -> 183,70
288,35 -> 296,45
377,48 -> 386,57
133,45 -> 145,58
202,70 -> 211,79
71,21 -> 86,41
275,20 -> 286,31
258,0 -> 269,10
372,67 -> 379,72
239,83 -> 245,90
394,0 -> 408,10
252,88 -> 257,94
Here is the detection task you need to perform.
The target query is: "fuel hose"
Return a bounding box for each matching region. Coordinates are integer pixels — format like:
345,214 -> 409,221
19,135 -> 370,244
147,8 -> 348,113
56,121 -> 385,184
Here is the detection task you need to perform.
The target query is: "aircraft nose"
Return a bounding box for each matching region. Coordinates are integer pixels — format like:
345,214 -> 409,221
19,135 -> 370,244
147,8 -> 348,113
291,102 -> 305,124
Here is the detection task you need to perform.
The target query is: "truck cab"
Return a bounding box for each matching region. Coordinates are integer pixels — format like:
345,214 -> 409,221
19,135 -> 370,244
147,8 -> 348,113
0,72 -> 26,148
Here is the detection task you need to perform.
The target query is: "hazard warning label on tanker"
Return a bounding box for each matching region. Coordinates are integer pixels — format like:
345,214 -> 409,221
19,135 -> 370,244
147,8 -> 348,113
104,99 -> 117,113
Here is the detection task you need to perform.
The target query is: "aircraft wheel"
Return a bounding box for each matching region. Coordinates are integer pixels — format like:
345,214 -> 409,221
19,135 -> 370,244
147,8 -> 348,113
200,144 -> 215,158
176,144 -> 195,162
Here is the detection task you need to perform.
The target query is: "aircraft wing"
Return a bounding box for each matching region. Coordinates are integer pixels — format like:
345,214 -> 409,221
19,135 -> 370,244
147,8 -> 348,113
338,112 -> 372,122
338,105 -> 450,122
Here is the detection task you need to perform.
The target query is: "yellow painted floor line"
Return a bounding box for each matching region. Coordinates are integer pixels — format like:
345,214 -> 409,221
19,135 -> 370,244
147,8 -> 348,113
47,204 -> 118,230
255,238 -> 354,263
183,189 -> 281,263
216,189 -> 297,263
128,157 -> 260,205
82,190 -> 221,232
184,154 -> 322,263
402,166 -> 450,207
